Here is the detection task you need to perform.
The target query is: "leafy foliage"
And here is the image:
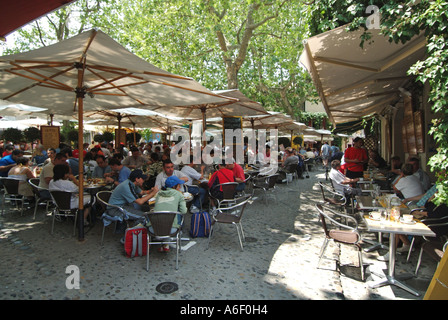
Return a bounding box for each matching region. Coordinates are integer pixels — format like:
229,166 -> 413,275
1,128 -> 24,143
3,0 -> 316,120
23,127 -> 41,143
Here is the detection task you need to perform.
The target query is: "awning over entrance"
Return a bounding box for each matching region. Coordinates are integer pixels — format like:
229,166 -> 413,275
300,24 -> 427,128
1,0 -> 76,40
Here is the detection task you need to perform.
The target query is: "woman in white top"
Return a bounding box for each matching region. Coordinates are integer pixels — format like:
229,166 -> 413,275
393,163 -> 424,199
49,164 -> 91,225
8,157 -> 35,199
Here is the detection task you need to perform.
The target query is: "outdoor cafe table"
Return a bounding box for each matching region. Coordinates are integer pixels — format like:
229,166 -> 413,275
356,195 -> 385,210
357,181 -> 393,195
363,214 -> 436,296
355,195 -> 391,252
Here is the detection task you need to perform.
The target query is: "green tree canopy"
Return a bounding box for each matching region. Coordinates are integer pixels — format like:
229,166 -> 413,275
2,0 -> 316,121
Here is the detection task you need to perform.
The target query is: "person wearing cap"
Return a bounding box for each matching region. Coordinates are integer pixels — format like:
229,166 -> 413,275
151,175 -> 187,252
108,169 -> 159,224
343,137 -> 368,179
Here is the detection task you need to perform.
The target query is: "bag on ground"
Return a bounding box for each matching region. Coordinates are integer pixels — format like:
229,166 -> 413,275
124,225 -> 147,258
190,211 -> 211,238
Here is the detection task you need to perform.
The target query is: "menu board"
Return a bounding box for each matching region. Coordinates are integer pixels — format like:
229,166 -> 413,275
115,128 -> 127,147
41,126 -> 60,149
222,116 -> 243,145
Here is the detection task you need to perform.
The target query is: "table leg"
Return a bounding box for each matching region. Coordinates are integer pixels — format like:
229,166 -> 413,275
368,232 -> 420,296
364,232 -> 388,252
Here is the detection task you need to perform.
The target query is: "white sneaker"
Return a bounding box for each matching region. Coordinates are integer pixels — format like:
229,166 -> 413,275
377,253 -> 389,262
397,244 -> 411,254
190,205 -> 199,213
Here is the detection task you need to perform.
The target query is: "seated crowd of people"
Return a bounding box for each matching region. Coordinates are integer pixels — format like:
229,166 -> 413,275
2,137 -> 445,258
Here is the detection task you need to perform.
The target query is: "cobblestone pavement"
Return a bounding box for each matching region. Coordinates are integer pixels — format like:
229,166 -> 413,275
0,168 -> 437,302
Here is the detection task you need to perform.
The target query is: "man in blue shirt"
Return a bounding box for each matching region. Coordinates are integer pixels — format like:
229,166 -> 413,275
92,155 -> 111,178
106,157 -> 132,187
0,149 -> 24,177
107,169 -> 158,222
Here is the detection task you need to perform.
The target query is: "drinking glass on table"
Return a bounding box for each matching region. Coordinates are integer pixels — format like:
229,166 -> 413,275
374,185 -> 381,198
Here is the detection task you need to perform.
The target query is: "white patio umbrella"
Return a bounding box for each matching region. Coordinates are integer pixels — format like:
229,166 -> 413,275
0,101 -> 48,117
145,89 -> 268,135
0,29 -> 234,240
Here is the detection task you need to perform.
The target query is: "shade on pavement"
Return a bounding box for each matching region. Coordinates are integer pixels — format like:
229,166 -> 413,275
300,24 -> 426,127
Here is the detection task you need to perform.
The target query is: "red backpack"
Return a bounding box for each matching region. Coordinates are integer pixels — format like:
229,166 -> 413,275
124,226 -> 148,258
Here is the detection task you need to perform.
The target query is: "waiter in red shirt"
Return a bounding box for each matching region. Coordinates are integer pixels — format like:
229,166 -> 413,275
344,137 -> 368,179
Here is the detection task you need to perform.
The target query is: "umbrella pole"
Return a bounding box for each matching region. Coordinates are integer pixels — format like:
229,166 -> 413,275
76,71 -> 85,242
201,106 -> 206,148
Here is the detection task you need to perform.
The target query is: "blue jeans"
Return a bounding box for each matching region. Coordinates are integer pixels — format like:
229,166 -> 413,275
236,183 -> 246,192
188,185 -> 207,209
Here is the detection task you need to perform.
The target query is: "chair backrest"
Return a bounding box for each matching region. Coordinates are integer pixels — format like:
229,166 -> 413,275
96,191 -> 112,205
50,191 -> 73,211
96,191 -> 112,211
318,181 -> 346,206
2,178 -> 20,194
267,174 -> 279,188
147,211 -> 179,236
215,195 -> 252,222
316,203 -> 331,238
315,204 -> 360,243
286,163 -> 298,173
211,182 -> 238,200
28,178 -> 42,195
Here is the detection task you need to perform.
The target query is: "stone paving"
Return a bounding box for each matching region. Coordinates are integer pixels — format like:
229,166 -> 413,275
0,168 -> 438,301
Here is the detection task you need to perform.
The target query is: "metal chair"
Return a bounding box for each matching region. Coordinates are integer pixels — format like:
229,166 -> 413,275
415,240 -> 448,276
252,174 -> 279,205
96,190 -> 127,246
318,181 -> 347,213
303,158 -> 311,178
285,163 -> 298,184
415,238 -> 447,276
145,211 -> 183,271
207,195 -> 252,251
28,178 -> 52,220
0,177 -> 25,216
315,203 -> 365,281
49,190 -> 78,236
240,174 -> 254,197
406,215 -> 448,262
329,178 -> 356,215
209,182 -> 238,209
